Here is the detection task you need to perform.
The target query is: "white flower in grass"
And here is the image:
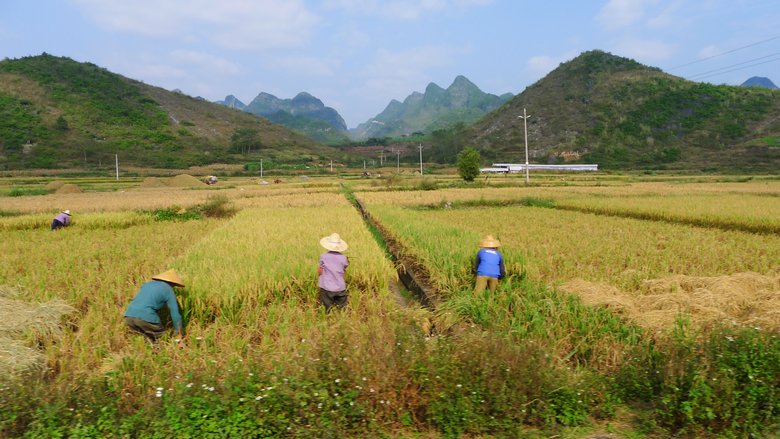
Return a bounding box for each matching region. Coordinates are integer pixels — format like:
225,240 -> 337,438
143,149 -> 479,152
186,383 -> 193,388
334,379 -> 340,384
255,395 -> 263,400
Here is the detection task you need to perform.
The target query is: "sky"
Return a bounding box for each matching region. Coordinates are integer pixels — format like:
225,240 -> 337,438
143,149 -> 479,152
1,0 -> 778,128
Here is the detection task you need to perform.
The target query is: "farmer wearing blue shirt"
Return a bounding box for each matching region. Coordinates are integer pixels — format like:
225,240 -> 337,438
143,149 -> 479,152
474,235 -> 505,294
124,269 -> 185,346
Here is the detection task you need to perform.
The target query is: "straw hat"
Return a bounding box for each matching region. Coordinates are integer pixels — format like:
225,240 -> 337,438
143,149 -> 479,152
152,269 -> 185,287
320,233 -> 348,252
62,210 -> 70,215
479,235 -> 501,248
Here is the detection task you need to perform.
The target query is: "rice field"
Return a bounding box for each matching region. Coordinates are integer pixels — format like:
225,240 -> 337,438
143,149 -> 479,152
1,173 -> 779,438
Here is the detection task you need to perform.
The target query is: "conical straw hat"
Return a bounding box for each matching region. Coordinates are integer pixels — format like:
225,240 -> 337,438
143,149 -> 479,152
479,235 -> 501,248
62,209 -> 70,215
320,233 -> 348,252
152,269 -> 185,287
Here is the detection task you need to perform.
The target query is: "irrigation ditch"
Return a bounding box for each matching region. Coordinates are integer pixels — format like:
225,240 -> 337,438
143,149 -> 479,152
342,187 -> 439,312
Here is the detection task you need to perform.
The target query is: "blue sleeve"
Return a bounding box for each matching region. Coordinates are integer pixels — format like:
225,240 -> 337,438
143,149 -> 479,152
165,289 -> 183,332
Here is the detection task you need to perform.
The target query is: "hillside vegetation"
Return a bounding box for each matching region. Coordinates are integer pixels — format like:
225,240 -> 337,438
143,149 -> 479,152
463,50 -> 780,171
0,54 -> 332,170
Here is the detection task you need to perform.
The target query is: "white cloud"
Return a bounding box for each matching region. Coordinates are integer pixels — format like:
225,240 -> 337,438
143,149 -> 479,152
323,0 -> 491,20
170,50 -> 241,75
612,38 -> 674,63
69,0 -> 319,51
697,45 -> 722,59
351,44 -> 460,113
361,45 -> 456,80
596,0 -> 659,30
527,51 -> 578,78
267,56 -> 336,77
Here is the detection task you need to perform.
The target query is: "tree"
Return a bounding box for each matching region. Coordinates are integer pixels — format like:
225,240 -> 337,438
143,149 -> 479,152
457,147 -> 481,181
230,127 -> 261,154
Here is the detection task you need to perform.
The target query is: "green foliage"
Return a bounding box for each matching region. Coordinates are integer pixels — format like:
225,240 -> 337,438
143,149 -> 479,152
428,122 -> 469,163
192,195 -> 238,218
54,115 -> 69,131
5,187 -> 50,197
456,147 -> 481,181
142,207 -> 201,222
614,325 -> 780,437
141,196 -> 237,222
230,127 -> 262,154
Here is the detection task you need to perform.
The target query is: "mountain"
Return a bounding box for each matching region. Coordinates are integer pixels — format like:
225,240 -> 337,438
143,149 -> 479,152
351,75 -> 512,140
0,54 -> 333,170
217,91 -> 349,144
741,76 -> 778,89
215,94 -> 246,109
461,50 -> 780,171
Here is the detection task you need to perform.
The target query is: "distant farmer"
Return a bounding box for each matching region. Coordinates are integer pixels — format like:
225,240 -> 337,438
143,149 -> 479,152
124,269 -> 185,346
51,209 -> 71,231
317,233 -> 349,311
474,235 -> 505,294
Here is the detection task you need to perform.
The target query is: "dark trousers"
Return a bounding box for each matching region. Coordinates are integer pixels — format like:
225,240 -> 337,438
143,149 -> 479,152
51,219 -> 65,231
125,316 -> 166,341
319,288 -> 348,311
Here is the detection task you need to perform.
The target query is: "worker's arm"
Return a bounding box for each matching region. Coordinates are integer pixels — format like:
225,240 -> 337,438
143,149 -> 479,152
499,254 -> 506,279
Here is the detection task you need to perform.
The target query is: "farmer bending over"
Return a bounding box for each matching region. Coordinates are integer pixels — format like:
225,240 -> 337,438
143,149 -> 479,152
474,235 -> 505,294
51,209 -> 71,231
317,233 -> 349,311
124,269 -> 185,347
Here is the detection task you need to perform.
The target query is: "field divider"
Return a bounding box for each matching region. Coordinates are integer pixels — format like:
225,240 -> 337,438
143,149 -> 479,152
342,186 -> 440,309
553,203 -> 780,235
415,197 -> 779,235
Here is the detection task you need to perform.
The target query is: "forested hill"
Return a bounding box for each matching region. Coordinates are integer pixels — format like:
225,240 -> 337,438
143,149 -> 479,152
0,54 -> 332,170
461,50 -> 780,171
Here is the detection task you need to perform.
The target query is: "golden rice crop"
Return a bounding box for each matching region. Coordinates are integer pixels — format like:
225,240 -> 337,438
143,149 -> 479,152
367,204 -> 780,293
0,183 -> 339,214
556,193 -> 780,233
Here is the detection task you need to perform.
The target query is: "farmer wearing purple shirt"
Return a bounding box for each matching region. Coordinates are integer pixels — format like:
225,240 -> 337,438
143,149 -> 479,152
51,209 -> 71,231
317,233 -> 349,310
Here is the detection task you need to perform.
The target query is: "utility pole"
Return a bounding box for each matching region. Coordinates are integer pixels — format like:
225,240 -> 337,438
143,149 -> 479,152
518,108 -> 531,184
418,143 -> 423,175
260,159 -> 263,178
395,149 -> 400,172
115,154 -> 119,181
363,160 -> 366,170
380,149 -> 384,166
330,159 -> 333,173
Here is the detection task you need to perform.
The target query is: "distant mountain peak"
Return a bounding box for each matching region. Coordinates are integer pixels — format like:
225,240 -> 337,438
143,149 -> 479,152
450,75 -> 477,89
741,76 -> 777,89
351,75 -> 512,139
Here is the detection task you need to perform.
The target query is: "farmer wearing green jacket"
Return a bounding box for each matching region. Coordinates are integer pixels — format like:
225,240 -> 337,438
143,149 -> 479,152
124,269 -> 185,346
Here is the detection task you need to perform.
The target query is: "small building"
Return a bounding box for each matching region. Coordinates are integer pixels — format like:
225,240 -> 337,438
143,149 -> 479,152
486,163 -> 598,173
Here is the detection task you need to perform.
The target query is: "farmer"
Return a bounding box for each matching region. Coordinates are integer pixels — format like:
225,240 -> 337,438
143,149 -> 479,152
124,269 -> 185,346
474,235 -> 505,294
317,233 -> 349,311
51,209 -> 71,231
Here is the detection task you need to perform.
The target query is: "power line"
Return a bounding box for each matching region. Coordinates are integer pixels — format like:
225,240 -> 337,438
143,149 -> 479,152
668,35 -> 780,71
690,56 -> 780,81
686,51 -> 780,80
